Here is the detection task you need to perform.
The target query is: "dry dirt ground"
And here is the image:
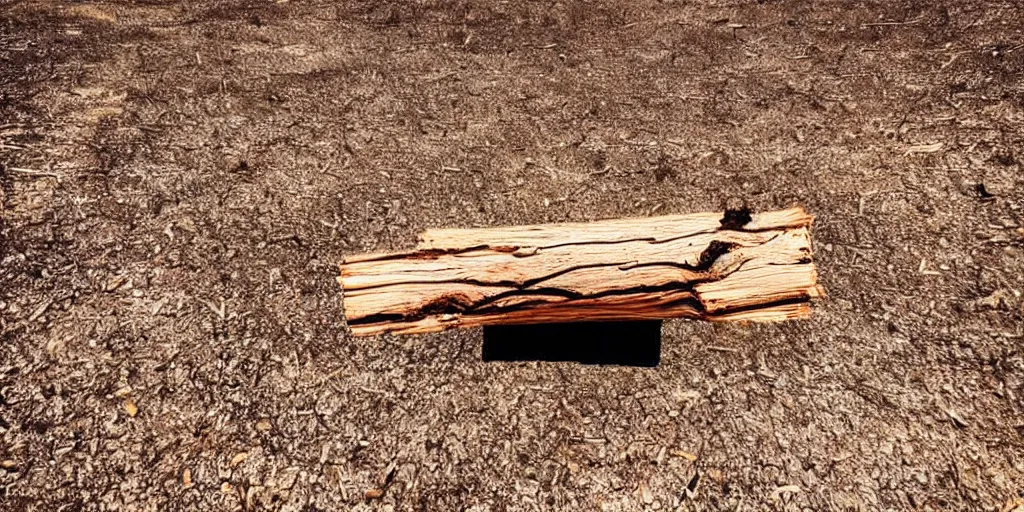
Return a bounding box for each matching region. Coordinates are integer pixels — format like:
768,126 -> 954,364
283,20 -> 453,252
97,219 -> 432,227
2,0 -> 1024,510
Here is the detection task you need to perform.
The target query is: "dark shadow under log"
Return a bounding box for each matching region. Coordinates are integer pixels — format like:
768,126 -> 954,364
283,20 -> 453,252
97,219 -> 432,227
482,320 -> 662,367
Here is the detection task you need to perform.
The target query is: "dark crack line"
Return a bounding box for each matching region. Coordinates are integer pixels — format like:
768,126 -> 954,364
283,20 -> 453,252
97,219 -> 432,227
348,221 -> 803,264
346,240 -> 746,292
343,244 -> 499,264
348,279 -> 710,326
707,294 -> 813,317
350,288 -> 816,328
345,260 -> 712,292
531,224 -> 798,250
347,257 -> 817,327
346,234 -> 811,327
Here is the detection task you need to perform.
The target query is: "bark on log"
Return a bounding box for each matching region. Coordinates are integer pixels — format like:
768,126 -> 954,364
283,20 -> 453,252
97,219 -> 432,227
339,207 -> 823,336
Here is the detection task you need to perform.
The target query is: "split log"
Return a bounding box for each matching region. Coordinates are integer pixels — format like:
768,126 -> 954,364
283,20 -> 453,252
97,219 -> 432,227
339,207 -> 823,336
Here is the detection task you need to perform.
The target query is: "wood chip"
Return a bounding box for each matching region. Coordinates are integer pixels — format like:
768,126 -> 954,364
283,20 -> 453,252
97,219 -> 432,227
230,452 -> 248,468
183,468 -> 193,488
770,484 -> 802,501
673,450 -> 698,461
365,488 -> 384,500
638,483 -> 654,504
918,259 -> 942,276
123,399 -> 138,417
105,276 -> 127,292
946,408 -> 968,429
28,300 -> 51,322
204,299 -> 226,319
978,290 -> 1010,310
905,142 -> 944,154
1003,497 -> 1024,512
151,297 -> 168,316
707,345 -> 739,353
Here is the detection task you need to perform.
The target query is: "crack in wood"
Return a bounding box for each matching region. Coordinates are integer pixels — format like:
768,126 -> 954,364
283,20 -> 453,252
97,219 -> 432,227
347,242 -> 757,326
346,239 -> 745,293
339,207 -> 821,335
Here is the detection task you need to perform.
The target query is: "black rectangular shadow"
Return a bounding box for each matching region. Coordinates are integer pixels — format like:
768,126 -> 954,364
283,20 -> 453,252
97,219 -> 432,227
482,320 -> 661,367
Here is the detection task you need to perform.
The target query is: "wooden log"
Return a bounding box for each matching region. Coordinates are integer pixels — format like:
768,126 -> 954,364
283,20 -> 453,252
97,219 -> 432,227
339,207 -> 823,336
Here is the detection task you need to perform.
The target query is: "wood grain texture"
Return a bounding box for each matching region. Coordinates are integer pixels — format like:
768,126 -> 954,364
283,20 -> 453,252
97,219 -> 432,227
339,207 -> 823,336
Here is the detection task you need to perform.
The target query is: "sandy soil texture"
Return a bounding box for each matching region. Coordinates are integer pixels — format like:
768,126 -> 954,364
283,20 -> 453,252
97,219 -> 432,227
2,1 -> 1023,510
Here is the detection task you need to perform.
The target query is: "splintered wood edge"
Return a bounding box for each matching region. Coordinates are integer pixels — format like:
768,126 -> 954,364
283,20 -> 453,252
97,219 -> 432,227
415,206 -> 813,251
346,299 -> 815,335
341,265 -> 820,336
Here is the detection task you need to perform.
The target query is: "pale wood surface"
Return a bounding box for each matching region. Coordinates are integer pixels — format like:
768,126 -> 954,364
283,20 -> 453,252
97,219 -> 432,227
339,207 -> 822,335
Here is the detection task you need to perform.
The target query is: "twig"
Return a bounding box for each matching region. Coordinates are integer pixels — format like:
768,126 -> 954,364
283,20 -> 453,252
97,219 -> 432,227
707,346 -> 740,353
28,300 -> 52,322
6,167 -> 61,178
861,16 -> 923,28
424,71 -> 457,82
859,190 -> 880,215
905,142 -> 944,154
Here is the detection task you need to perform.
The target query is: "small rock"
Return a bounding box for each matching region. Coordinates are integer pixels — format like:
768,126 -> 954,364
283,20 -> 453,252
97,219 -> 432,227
255,419 -> 272,431
366,488 -> 384,500
183,468 -> 192,488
